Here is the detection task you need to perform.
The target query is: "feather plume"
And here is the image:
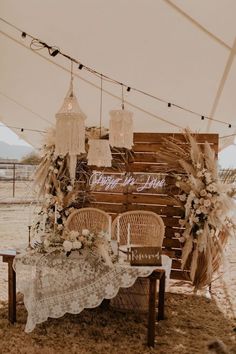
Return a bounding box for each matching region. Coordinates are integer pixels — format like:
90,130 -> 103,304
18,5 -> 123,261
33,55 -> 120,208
181,236 -> 193,269
190,247 -> 198,282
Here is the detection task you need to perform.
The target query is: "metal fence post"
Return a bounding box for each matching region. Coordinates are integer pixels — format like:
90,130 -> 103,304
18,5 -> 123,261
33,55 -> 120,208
13,163 -> 16,198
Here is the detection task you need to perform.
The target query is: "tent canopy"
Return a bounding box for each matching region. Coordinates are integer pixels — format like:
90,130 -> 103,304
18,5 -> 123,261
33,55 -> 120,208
0,0 -> 236,149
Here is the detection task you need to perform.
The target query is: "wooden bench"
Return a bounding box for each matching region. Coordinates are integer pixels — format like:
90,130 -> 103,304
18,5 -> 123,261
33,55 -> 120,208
0,249 -> 165,347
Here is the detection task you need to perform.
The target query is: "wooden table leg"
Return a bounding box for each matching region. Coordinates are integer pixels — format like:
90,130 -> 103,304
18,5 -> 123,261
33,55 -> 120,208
8,260 -> 16,323
147,275 -> 157,347
157,271 -> 165,321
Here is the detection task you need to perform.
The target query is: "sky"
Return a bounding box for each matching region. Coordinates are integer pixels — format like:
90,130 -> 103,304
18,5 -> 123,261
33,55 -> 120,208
0,123 -> 235,169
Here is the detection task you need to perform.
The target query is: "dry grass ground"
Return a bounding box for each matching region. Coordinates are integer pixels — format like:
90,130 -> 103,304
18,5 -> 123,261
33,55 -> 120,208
0,293 -> 235,354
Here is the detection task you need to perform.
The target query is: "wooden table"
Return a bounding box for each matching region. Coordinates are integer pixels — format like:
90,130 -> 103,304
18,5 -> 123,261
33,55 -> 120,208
0,250 -> 165,347
0,249 -> 17,323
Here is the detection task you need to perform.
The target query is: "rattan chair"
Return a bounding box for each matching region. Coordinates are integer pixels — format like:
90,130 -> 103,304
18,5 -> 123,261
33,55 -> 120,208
111,210 -> 166,312
112,210 -> 165,247
65,207 -> 111,235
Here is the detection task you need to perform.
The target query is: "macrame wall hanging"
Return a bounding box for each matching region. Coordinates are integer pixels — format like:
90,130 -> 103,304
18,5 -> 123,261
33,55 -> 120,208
87,74 -> 112,167
55,61 -> 86,183
109,85 -> 133,149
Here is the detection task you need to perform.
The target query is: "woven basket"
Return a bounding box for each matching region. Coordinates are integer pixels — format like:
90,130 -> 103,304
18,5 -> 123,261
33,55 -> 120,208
110,277 -> 150,313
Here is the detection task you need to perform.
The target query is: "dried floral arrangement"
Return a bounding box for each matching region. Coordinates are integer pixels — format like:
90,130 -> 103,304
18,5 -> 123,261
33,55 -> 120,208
32,127 -> 132,250
159,130 -> 236,289
62,229 -> 115,266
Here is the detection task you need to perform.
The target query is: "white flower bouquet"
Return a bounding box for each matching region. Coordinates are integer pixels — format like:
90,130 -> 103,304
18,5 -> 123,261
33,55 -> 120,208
62,229 -> 114,266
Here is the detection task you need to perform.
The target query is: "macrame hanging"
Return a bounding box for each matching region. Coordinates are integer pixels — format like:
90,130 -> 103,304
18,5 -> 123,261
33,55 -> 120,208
87,139 -> 112,167
109,85 -> 133,149
55,61 -> 86,183
87,74 -> 112,167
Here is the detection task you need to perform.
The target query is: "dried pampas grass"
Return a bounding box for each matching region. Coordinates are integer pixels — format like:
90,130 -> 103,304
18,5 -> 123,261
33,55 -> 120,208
159,129 -> 236,290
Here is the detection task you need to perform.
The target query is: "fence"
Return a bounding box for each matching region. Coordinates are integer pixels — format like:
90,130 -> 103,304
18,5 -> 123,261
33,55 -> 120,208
0,162 -> 37,199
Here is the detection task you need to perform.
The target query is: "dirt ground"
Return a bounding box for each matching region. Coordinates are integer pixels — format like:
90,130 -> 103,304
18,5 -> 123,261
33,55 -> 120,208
0,187 -> 235,353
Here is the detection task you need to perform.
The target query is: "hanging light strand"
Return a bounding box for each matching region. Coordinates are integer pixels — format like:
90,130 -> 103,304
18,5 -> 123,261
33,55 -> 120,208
121,84 -> 124,110
99,74 -> 103,138
0,16 -> 235,129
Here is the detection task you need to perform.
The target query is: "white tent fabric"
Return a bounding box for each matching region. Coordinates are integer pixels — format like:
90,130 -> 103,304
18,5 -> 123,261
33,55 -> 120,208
0,0 -> 236,150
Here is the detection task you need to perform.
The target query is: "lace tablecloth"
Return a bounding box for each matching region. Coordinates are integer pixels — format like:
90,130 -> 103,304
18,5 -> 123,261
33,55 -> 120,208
13,250 -> 172,332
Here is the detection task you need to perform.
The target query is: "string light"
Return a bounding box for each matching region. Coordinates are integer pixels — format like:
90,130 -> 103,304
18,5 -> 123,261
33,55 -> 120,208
0,16 -> 235,130
50,48 -> 60,57
21,31 -> 26,40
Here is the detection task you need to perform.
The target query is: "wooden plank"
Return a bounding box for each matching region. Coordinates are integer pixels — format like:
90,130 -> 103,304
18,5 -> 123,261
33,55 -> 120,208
165,226 -> 184,238
171,259 -> 182,269
134,132 -> 219,144
92,191 -> 180,206
130,163 -> 171,173
170,269 -> 190,280
162,249 -> 182,259
127,204 -> 183,217
161,217 -> 182,227
163,238 -> 181,248
133,143 -> 218,154
90,202 -> 126,214
128,194 -> 178,206
91,192 -> 126,203
133,153 -> 159,163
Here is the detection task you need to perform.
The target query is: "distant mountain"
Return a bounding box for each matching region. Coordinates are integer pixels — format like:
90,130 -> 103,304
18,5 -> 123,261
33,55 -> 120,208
0,141 -> 34,161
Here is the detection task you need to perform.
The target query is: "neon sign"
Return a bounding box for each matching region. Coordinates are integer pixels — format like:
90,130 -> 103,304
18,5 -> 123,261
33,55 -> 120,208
89,172 -> 165,192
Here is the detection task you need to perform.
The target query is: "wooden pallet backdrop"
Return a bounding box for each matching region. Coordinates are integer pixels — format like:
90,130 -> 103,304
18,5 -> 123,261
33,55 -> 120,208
88,132 -> 218,280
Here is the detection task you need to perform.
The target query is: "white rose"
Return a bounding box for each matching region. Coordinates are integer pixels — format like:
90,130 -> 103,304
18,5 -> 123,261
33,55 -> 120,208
54,168 -> 59,174
196,209 -> 201,214
69,230 -> 79,241
200,206 -> 208,214
44,239 -> 50,249
204,199 -> 211,207
179,194 -> 186,201
67,185 -> 73,192
72,241 -> 82,250
178,219 -> 185,226
82,229 -> 90,236
200,190 -> 207,197
63,240 -> 72,252
193,198 -> 200,204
